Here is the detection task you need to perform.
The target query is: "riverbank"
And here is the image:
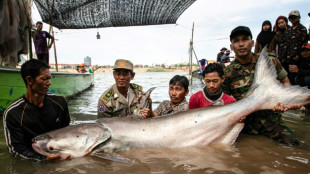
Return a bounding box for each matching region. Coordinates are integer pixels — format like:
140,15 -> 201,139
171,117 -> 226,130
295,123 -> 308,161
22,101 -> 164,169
50,67 -> 196,73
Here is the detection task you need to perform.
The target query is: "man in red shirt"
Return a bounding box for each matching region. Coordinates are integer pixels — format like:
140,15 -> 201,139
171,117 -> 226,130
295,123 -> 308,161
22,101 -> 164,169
189,63 -> 235,109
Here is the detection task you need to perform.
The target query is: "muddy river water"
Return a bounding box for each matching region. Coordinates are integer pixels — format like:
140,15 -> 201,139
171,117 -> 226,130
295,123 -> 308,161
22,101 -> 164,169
0,72 -> 309,173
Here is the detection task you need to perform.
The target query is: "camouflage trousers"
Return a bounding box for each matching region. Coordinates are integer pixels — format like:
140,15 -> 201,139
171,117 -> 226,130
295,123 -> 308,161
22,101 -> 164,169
242,110 -> 299,146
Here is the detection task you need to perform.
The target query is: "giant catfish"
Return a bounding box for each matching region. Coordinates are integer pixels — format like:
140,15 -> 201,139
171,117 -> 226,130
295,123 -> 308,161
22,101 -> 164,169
32,48 -> 310,162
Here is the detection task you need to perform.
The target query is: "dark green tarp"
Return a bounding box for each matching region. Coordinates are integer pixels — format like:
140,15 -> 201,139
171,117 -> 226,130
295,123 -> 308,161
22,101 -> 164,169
34,0 -> 196,29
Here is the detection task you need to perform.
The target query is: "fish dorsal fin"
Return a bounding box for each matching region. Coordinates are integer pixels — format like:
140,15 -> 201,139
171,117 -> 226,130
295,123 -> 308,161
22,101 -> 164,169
218,123 -> 244,145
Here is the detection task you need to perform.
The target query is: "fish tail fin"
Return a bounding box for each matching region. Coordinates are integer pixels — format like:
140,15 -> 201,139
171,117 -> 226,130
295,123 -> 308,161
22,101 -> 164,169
246,47 -> 310,110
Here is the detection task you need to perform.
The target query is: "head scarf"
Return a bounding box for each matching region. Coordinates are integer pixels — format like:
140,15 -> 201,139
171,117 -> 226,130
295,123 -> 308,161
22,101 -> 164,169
256,20 -> 275,48
274,16 -> 289,32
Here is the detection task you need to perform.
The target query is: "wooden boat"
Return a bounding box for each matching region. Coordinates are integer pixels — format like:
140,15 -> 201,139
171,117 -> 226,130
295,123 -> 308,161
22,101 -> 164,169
0,67 -> 94,113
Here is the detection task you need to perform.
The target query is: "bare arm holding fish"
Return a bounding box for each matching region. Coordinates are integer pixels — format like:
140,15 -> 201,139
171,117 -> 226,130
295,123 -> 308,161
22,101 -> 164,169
272,76 -> 310,112
273,69 -> 307,112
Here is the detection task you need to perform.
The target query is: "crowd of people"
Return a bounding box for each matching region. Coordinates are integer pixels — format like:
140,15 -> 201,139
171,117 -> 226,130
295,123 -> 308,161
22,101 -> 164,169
3,10 -> 310,161
217,10 -> 310,88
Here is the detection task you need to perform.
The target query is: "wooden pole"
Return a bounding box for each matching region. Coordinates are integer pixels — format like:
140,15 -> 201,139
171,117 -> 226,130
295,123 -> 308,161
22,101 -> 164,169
192,48 -> 201,71
189,39 -> 192,84
28,27 -> 33,59
51,27 -> 59,72
27,0 -> 33,60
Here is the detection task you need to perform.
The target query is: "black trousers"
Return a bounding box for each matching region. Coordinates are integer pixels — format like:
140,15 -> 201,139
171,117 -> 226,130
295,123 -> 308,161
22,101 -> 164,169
36,53 -> 49,64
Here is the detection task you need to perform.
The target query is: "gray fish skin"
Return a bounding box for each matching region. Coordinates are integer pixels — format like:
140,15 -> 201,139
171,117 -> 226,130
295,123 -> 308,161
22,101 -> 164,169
32,48 -> 310,159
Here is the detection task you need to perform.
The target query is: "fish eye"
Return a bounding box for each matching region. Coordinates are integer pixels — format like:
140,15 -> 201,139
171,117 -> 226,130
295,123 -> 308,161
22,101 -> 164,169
49,146 -> 54,151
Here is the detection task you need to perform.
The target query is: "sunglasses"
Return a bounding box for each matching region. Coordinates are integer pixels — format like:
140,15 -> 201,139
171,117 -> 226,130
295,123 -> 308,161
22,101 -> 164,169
289,16 -> 298,19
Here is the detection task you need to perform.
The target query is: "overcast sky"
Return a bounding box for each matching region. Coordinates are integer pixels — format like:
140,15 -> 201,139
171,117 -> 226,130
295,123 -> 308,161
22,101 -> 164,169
31,0 -> 310,66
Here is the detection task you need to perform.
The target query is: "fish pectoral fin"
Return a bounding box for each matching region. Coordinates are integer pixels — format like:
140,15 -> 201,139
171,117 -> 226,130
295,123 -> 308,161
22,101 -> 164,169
219,123 -> 244,145
60,154 -> 71,160
93,152 -> 132,163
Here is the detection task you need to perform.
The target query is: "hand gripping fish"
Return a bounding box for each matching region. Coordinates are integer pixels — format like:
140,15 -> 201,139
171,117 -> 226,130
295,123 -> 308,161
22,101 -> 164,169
132,87 -> 156,119
32,48 -> 310,162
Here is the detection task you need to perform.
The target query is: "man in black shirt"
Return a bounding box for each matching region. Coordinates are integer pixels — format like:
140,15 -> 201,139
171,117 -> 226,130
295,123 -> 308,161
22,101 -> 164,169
3,59 -> 70,161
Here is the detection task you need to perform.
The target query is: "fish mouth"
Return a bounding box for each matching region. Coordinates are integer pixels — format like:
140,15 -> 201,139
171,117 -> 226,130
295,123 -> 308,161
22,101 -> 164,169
32,142 -> 55,157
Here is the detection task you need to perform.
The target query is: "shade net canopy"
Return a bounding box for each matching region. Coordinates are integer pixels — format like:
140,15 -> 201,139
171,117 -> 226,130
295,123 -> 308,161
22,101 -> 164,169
33,0 -> 197,29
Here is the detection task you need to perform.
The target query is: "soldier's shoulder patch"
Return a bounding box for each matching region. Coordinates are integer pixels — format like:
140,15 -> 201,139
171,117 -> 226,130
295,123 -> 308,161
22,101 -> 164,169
100,89 -> 114,104
98,104 -> 105,112
131,83 -> 143,92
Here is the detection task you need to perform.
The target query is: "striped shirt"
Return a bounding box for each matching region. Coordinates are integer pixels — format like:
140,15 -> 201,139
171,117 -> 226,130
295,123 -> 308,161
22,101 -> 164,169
3,94 -> 70,161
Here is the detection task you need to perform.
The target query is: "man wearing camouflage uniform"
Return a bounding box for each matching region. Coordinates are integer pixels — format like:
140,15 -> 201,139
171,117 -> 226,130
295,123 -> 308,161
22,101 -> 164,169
97,59 -> 149,118
281,10 -> 308,84
223,26 -> 299,146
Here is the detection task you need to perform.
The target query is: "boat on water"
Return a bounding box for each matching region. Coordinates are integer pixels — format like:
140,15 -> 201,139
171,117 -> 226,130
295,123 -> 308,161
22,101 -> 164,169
0,67 -> 94,113
0,0 -> 197,113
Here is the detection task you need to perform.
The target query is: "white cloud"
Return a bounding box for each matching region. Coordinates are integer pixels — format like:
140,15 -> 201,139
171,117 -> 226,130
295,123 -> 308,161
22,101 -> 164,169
31,0 -> 310,65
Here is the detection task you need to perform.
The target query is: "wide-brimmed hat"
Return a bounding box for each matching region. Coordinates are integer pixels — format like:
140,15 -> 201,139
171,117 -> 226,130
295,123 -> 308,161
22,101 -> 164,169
113,59 -> 133,71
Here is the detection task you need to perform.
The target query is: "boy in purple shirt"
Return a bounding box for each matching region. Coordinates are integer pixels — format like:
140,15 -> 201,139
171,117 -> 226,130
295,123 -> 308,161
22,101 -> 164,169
32,22 -> 54,64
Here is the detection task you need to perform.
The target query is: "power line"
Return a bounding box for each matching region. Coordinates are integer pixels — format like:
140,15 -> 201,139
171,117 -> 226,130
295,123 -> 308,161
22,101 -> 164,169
195,37 -> 229,42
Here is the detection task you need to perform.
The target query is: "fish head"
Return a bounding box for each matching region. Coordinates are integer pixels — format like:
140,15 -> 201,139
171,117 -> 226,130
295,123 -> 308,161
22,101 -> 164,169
32,123 -> 111,158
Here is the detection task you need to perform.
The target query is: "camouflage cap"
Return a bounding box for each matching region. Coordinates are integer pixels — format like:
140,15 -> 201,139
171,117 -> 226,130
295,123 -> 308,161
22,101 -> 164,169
289,10 -> 300,17
113,59 -> 133,71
